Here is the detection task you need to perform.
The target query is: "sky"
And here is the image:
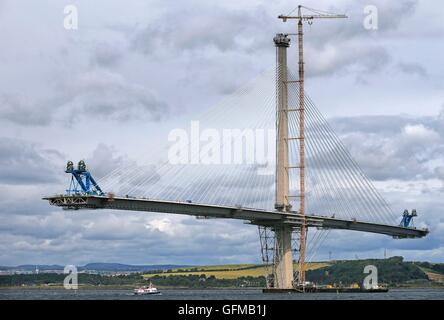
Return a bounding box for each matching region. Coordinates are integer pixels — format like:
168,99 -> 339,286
0,0 -> 443,266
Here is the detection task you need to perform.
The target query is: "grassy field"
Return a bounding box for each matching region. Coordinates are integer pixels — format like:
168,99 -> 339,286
143,262 -> 329,279
420,267 -> 444,284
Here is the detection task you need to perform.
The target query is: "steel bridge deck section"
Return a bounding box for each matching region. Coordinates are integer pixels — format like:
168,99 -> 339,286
44,195 -> 428,239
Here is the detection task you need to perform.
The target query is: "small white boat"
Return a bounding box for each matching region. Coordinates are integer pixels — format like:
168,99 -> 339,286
133,282 -> 161,295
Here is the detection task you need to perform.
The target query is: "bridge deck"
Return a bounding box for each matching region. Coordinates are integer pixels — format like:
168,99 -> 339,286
43,194 -> 429,239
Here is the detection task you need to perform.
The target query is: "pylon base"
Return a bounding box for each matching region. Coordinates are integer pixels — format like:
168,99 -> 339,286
262,287 -> 389,293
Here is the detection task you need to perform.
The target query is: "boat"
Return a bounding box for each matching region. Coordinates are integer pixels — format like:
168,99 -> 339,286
133,282 -> 161,295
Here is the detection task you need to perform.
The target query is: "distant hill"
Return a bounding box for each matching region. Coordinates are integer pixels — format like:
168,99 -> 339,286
0,263 -> 190,272
0,265 -> 64,271
80,263 -> 189,272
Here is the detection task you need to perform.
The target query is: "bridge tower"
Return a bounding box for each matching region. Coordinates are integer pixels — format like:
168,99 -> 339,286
273,33 -> 294,289
274,5 -> 347,289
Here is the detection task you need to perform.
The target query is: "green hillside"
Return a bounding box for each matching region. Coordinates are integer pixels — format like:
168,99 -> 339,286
306,256 -> 429,286
143,262 -> 329,279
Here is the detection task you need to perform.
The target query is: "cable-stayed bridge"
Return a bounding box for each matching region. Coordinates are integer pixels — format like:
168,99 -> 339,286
44,6 -> 428,291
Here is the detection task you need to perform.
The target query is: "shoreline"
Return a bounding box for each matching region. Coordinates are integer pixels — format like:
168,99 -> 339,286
1,285 -> 443,290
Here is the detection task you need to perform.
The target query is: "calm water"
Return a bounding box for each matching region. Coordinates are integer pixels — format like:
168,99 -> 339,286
1,288 -> 443,300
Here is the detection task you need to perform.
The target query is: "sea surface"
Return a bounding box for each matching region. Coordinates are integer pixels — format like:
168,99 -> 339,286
1,288 -> 443,300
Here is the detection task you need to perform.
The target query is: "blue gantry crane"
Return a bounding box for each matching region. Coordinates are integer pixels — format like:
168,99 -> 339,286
400,209 -> 417,228
65,160 -> 104,196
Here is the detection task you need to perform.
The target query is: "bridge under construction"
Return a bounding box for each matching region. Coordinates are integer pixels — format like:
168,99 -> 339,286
44,6 -> 429,291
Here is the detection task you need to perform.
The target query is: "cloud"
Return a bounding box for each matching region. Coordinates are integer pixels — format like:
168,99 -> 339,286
89,42 -> 126,67
56,69 -> 168,123
397,62 -> 428,78
306,43 -> 391,77
131,4 -> 271,55
127,0 -> 418,88
403,123 -> 440,141
0,211 -> 80,239
0,207 -> 259,265
0,0 -> 429,129
0,137 -> 63,185
85,143 -> 129,179
434,166 -> 444,180
0,94 -> 52,126
0,68 -> 169,128
331,112 -> 444,182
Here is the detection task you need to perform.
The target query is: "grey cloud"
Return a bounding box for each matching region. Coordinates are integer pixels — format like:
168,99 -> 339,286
0,67 -> 168,128
331,115 -> 413,134
90,42 -> 126,67
0,209 -> 259,265
0,94 -> 52,126
376,0 -> 418,32
307,0 -> 418,45
0,212 -> 80,239
288,0 -> 417,78
57,69 -> 168,123
85,143 -> 128,179
305,44 -> 391,78
128,4 -> 276,95
397,62 -> 428,78
131,5 -> 272,55
131,0 -> 418,57
434,166 -> 444,180
0,137 -> 63,185
329,112 -> 444,182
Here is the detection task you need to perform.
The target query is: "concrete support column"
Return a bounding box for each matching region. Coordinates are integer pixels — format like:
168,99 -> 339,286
273,33 -> 294,289
274,33 -> 290,212
274,225 -> 293,289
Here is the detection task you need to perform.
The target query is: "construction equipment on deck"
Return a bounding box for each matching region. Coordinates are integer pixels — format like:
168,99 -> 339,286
65,160 -> 104,196
400,209 -> 418,228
